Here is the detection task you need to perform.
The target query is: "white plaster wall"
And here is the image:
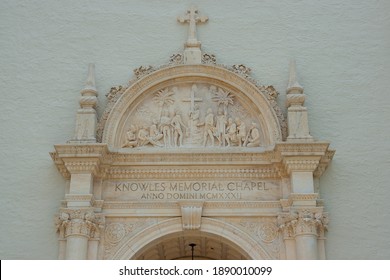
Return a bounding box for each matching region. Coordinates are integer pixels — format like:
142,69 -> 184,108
0,0 -> 389,259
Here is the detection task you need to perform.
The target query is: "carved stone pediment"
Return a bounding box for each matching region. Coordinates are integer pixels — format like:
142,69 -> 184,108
100,64 -> 284,149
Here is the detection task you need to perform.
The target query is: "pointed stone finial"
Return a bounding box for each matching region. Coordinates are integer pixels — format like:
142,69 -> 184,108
287,60 -> 304,95
178,6 -> 208,64
81,63 -> 97,96
285,60 -> 312,141
286,60 -> 305,108
69,63 -> 99,143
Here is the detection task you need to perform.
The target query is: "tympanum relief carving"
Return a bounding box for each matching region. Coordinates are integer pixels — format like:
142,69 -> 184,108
121,83 -> 264,149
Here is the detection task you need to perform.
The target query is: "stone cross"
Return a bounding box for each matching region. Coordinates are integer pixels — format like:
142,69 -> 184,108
178,6 -> 208,47
182,84 -> 203,113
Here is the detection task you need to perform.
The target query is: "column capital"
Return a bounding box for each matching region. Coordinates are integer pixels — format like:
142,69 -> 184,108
278,212 -> 297,239
278,208 -> 328,237
55,209 -> 105,239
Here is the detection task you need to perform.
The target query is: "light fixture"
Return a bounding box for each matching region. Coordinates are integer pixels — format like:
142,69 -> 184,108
189,243 -> 196,260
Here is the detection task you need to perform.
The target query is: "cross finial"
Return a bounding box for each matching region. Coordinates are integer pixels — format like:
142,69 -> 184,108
178,6 -> 208,48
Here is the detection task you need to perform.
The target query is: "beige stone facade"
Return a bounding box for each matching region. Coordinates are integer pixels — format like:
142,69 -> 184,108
51,7 -> 334,259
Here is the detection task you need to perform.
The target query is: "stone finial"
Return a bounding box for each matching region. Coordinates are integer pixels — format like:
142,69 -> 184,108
287,60 -> 304,95
178,6 -> 208,47
286,60 -> 305,108
79,63 -> 98,110
178,6 -> 208,64
69,63 -> 99,142
285,60 -> 312,140
81,63 -> 98,96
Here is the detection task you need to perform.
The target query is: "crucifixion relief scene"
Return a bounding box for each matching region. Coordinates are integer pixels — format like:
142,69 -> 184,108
122,84 -> 262,149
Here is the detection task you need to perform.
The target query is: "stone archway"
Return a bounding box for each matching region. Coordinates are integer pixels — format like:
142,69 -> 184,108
110,218 -> 271,260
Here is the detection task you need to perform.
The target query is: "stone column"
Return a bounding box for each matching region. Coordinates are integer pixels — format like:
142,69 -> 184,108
88,221 -> 104,260
317,213 -> 329,260
278,213 -> 297,260
282,157 -> 322,259
55,214 -> 67,260
293,210 -> 319,259
53,144 -> 108,259
57,209 -> 104,260
280,209 -> 328,260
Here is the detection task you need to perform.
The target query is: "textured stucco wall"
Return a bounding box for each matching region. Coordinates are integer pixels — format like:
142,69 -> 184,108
0,0 -> 389,259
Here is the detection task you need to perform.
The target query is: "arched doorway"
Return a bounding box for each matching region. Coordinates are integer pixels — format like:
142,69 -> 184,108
111,218 -> 271,260
133,231 -> 249,260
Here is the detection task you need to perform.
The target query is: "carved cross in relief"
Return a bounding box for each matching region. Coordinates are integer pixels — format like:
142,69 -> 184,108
182,84 -> 203,143
178,6 -> 208,47
182,84 -> 203,113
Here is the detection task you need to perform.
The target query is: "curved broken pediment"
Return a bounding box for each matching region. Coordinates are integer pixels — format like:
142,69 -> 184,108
100,64 -> 284,150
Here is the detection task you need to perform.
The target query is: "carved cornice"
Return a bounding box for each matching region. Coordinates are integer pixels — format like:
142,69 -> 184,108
65,194 -> 94,202
51,144 -> 108,178
280,194 -> 319,209
55,209 -> 105,239
102,201 -> 281,210
314,149 -> 336,177
63,158 -> 100,174
50,151 -> 70,179
51,143 -> 334,180
103,201 -> 175,209
276,142 -> 335,176
53,144 -> 108,156
276,142 -> 331,155
204,201 -> 281,209
283,157 -> 321,174
106,166 -> 281,180
109,150 -> 275,165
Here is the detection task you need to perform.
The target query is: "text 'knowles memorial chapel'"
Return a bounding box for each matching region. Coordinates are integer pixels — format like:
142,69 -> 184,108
51,7 -> 335,260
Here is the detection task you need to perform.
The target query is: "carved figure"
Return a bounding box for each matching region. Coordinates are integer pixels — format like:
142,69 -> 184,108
137,127 -> 150,146
171,111 -> 187,147
236,118 -> 246,147
122,125 -> 138,148
215,107 -> 227,146
245,122 -> 261,147
188,104 -> 201,134
159,109 -> 172,147
148,119 -> 163,147
224,117 -> 237,147
202,108 -> 215,146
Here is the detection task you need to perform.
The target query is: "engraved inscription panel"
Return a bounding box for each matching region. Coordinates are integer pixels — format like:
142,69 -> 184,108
103,180 -> 281,201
